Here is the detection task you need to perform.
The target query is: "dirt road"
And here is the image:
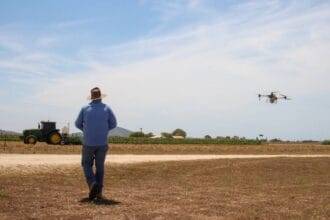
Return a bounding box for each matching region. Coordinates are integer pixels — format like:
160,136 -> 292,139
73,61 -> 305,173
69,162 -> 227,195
0,154 -> 329,167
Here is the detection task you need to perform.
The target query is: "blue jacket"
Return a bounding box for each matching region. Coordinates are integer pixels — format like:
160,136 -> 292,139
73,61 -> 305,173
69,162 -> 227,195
75,100 -> 117,147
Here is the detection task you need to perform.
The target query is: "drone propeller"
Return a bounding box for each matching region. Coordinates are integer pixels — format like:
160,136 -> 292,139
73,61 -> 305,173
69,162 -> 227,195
279,94 -> 291,100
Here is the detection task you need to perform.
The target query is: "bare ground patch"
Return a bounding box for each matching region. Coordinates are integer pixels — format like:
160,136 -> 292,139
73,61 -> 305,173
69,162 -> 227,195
0,141 -> 329,155
0,158 -> 329,219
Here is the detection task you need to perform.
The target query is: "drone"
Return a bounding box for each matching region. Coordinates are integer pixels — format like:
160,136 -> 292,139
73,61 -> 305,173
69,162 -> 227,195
258,91 -> 291,104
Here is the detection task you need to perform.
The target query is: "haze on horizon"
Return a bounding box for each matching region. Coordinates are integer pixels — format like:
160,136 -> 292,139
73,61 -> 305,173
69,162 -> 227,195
0,0 -> 330,140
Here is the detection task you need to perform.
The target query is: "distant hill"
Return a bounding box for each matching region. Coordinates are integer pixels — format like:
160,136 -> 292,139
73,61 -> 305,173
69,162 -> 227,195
71,127 -> 132,138
109,127 -> 132,137
0,129 -> 21,136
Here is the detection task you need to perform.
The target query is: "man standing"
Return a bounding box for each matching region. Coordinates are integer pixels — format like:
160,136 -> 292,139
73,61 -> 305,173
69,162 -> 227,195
75,87 -> 117,200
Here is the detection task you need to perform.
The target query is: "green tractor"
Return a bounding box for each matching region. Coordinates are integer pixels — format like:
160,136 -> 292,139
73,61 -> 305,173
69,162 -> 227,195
22,121 -> 63,145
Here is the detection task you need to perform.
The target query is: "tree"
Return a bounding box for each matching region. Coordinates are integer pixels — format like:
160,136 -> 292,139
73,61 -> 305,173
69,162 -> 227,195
172,128 -> 187,138
130,131 -> 155,138
204,135 -> 212,139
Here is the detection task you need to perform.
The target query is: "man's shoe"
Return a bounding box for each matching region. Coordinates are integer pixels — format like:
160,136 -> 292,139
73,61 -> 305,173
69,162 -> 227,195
88,182 -> 99,200
96,192 -> 104,200
94,193 -> 109,204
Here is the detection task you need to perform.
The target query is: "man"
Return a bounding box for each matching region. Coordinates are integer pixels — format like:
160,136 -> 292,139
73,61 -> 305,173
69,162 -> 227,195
75,87 -> 117,200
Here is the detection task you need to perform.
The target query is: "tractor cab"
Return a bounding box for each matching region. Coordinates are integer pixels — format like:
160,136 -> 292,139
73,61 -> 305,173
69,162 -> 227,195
40,121 -> 56,136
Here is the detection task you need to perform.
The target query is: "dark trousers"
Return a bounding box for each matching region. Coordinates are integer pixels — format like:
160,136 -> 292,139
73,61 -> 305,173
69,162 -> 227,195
81,145 -> 108,193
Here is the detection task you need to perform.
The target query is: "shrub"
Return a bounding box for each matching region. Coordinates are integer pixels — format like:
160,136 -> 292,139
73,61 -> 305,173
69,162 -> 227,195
0,135 -> 21,141
108,137 -> 261,145
322,140 -> 330,145
66,136 -> 82,145
129,132 -> 146,138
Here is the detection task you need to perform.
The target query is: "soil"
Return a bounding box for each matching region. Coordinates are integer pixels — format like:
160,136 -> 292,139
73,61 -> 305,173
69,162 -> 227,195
0,158 -> 329,219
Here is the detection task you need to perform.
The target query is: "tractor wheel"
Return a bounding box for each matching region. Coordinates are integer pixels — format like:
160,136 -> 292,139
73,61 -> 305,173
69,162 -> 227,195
48,131 -> 62,145
25,135 -> 37,145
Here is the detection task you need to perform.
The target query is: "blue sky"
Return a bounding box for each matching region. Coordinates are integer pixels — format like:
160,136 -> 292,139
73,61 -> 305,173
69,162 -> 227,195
0,0 -> 330,140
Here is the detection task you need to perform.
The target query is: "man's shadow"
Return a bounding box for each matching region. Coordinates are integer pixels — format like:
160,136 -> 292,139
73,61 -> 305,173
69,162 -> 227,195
80,197 -> 121,206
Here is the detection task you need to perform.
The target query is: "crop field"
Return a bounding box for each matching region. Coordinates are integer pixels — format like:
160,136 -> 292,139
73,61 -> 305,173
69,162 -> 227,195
0,158 -> 329,219
0,135 -> 261,145
0,141 -> 329,155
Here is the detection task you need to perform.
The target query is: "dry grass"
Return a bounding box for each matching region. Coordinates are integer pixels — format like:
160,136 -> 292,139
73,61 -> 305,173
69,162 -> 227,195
0,189 -> 8,199
0,158 -> 329,219
0,141 -> 329,155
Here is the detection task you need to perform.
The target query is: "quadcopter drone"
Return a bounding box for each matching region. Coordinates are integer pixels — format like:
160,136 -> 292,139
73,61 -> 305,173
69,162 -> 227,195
258,92 -> 291,104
